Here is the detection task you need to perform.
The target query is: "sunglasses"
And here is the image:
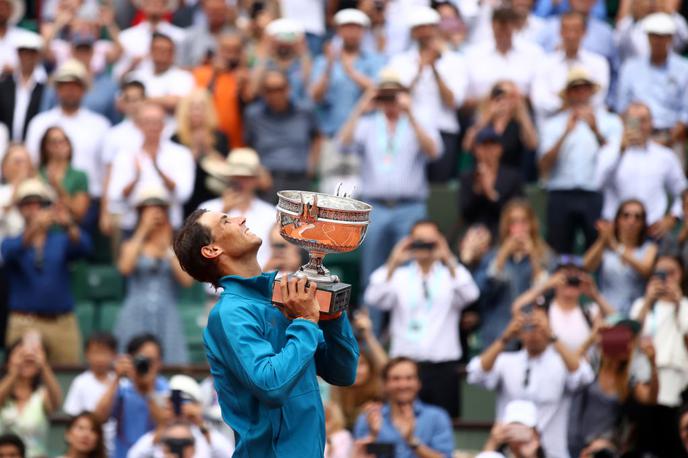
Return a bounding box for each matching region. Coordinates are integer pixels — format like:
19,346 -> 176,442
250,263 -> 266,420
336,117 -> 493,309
620,211 -> 644,221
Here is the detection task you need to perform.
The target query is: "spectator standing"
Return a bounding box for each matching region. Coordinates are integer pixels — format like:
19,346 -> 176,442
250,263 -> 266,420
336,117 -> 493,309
244,70 -> 321,199
630,255 -> 688,456
463,81 -> 538,177
389,6 -> 468,182
197,148 -> 276,269
531,12 -> 610,119
595,103 -> 687,238
584,200 -> 657,316
538,68 -> 622,254
113,188 -> 193,364
467,309 -> 594,458
94,334 -> 169,458
59,412 -> 106,458
107,102 -> 195,231
0,337 -> 62,458
615,13 -> 688,150
1,179 -> 91,364
0,0 -> 39,72
0,33 -> 46,142
460,127 -> 524,235
63,333 -> 117,456
183,0 -> 235,68
193,32 -> 250,150
24,59 -> 110,222
37,127 -> 90,224
364,220 -> 479,418
310,9 -> 381,192
353,357 -> 454,458
171,88 -> 229,216
129,32 -> 195,117
338,71 -> 440,302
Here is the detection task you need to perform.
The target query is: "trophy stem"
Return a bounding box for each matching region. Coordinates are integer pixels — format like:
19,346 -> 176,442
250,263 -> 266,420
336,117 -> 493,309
300,251 -> 338,283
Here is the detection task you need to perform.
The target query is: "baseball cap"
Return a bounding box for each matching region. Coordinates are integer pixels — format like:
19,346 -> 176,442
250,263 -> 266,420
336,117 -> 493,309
169,375 -> 202,403
334,9 -> 370,27
475,127 -> 501,144
642,12 -> 676,35
503,399 -> 537,427
266,18 -> 305,43
14,32 -> 44,51
407,6 -> 441,28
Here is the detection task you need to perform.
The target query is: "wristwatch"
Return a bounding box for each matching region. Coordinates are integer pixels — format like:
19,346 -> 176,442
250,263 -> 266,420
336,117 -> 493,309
408,437 -> 422,450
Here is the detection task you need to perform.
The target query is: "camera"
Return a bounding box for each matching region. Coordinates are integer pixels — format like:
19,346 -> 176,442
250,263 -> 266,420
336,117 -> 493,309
652,270 -> 668,282
409,240 -> 437,251
566,275 -> 581,287
133,356 -> 151,376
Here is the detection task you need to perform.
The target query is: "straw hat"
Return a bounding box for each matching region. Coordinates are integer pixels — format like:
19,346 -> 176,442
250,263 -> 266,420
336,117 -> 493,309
53,59 -> 91,88
133,186 -> 170,208
15,178 -> 56,205
201,148 -> 262,195
558,67 -> 600,98
376,67 -> 407,93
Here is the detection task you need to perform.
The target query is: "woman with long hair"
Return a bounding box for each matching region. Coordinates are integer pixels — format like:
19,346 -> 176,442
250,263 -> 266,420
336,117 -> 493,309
584,199 -> 657,316
0,144 -> 33,242
38,127 -> 90,223
172,89 -> 229,216
0,335 -> 62,458
467,199 -> 552,349
60,412 -> 106,458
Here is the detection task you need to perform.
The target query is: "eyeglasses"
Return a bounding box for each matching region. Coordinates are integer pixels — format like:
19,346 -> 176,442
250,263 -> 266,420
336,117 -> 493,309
620,211 -> 644,221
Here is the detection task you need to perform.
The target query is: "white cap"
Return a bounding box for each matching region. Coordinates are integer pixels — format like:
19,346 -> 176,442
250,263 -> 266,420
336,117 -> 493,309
642,12 -> 676,35
407,6 -> 441,28
334,9 -> 371,27
169,375 -> 202,403
503,399 -> 538,427
266,18 -> 305,42
14,32 -> 44,51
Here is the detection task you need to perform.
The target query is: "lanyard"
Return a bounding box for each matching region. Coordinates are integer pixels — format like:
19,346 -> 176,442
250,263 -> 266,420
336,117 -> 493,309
374,112 -> 409,173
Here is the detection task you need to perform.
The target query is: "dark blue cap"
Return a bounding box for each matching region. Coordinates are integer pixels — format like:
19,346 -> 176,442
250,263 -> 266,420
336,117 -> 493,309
475,127 -> 501,144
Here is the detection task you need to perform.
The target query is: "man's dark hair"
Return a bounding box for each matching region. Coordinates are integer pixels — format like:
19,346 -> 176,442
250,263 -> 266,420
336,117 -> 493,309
151,32 -> 175,47
410,219 -> 441,234
492,7 -> 519,23
0,433 -> 26,457
126,333 -> 163,358
561,11 -> 587,29
86,332 -> 118,353
120,79 -> 146,95
174,209 -> 222,287
382,356 -> 418,381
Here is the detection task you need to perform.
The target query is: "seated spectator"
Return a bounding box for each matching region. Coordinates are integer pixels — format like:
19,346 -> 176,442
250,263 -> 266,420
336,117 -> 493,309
0,433 -> 25,458
59,412 -> 106,458
616,13 -> 688,150
353,357 -> 454,457
107,101 -> 195,231
38,126 -> 90,223
584,200 -> 657,316
63,333 -> 117,454
338,70 -> 440,302
1,178 -> 91,364
0,336 -> 62,457
127,375 -> 234,457
469,199 -> 552,349
128,33 -> 195,117
114,188 -> 192,364
171,88 -> 229,216
596,102 -> 687,239
0,144 -> 32,241
94,334 -> 169,458
479,400 -> 546,458
248,18 -> 311,103
531,12 -> 610,119
460,127 -> 524,235
193,31 -> 250,150
330,310 -> 387,430
0,32 -> 45,142
364,220 -> 479,418
244,70 -> 321,200
568,319 -> 658,457
630,255 -> 688,456
538,68 -> 622,254
324,402 -> 353,458
467,309 -> 594,458
389,6 -> 467,183
463,81 -> 538,177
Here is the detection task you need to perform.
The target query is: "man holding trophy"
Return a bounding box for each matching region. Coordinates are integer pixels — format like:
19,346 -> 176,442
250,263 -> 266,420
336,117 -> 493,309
173,186 -> 370,456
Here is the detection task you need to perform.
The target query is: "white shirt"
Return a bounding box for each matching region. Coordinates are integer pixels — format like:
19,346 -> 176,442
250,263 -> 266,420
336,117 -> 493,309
25,107 -> 111,196
630,297 -> 688,406
107,141 -> 195,229
126,425 -> 234,458
102,119 -> 143,167
467,347 -> 594,458
198,196 -> 276,268
389,48 -> 468,133
595,140 -> 687,224
279,0 -> 325,35
130,65 -> 195,100
115,21 -> 187,78
364,260 -> 479,362
464,40 -> 545,100
531,49 -> 610,119
12,69 -> 45,141
615,14 -> 688,63
63,371 -> 116,455
548,301 -> 598,353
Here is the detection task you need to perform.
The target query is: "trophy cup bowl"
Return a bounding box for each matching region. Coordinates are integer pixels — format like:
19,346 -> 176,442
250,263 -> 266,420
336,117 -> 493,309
272,190 -> 372,315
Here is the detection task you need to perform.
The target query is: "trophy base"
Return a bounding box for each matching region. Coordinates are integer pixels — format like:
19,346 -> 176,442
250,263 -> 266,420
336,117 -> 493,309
272,276 -> 352,316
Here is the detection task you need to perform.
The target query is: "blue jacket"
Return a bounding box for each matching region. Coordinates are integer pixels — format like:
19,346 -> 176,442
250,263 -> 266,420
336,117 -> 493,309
204,272 -> 359,457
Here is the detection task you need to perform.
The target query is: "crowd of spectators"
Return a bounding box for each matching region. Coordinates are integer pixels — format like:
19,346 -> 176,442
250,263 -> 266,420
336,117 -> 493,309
1,0 -> 688,456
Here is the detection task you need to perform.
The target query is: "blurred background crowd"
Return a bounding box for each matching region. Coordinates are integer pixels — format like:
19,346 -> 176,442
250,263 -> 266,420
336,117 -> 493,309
1,0 -> 688,456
